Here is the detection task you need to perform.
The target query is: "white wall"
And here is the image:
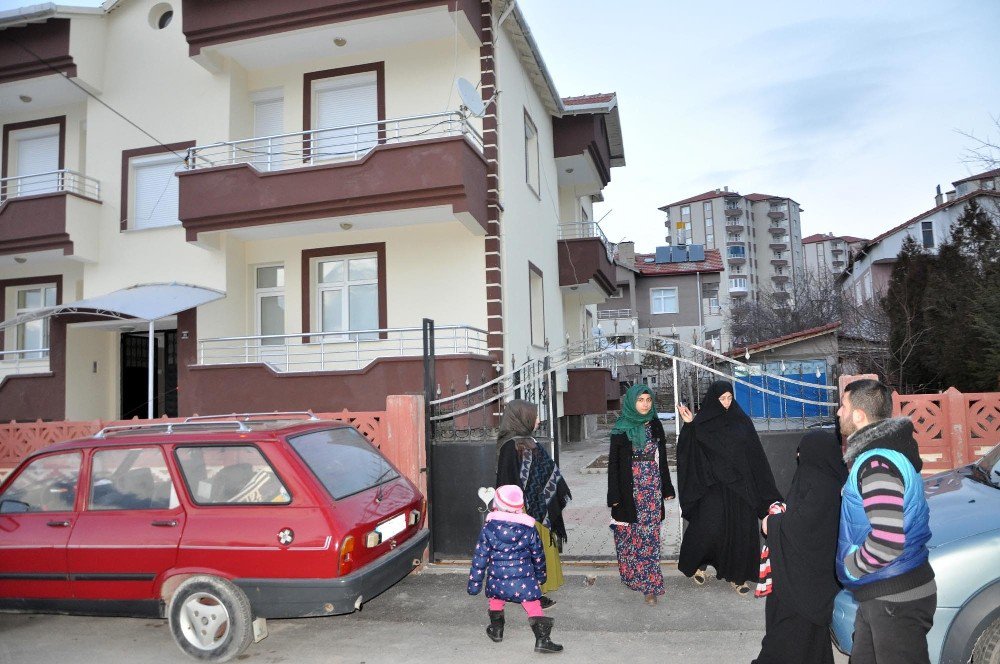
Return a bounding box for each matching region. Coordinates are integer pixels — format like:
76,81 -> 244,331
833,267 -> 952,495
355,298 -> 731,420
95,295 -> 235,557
64,325 -> 116,420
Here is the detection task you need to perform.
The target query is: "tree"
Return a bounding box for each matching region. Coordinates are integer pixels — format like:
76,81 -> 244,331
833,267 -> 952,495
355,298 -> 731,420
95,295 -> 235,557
959,115 -> 1000,172
882,237 -> 937,391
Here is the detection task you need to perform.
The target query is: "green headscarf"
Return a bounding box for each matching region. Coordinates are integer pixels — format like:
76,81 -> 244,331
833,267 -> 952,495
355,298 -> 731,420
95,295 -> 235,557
612,384 -> 657,451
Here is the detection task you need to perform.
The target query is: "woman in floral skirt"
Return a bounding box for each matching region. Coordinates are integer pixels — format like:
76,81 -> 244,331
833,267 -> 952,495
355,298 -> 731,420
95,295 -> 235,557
607,384 -> 675,604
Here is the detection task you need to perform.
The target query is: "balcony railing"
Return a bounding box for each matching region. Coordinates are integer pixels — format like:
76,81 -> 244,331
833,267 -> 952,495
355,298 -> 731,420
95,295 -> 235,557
0,348 -> 50,381
597,308 -> 633,320
184,112 -> 484,172
197,325 -> 488,373
557,221 -> 614,261
0,169 -> 100,202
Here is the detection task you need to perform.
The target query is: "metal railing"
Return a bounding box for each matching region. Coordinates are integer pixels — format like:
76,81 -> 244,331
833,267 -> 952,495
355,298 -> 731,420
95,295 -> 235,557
596,308 -> 633,319
557,221 -> 613,261
198,325 -> 488,373
0,169 -> 100,202
0,348 -> 50,379
184,112 -> 484,172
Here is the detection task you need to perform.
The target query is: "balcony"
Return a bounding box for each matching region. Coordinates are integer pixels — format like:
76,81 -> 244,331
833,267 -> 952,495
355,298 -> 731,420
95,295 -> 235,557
831,247 -> 844,255
773,290 -> 791,300
771,257 -> 788,267
725,221 -> 745,233
0,169 -> 102,260
768,206 -> 787,220
729,281 -> 749,295
724,206 -> 742,218
832,260 -> 845,268
177,112 -> 488,244
554,112 -> 615,195
726,248 -> 746,266
557,222 -> 616,301
771,274 -> 790,283
596,308 -> 638,337
726,236 -> 744,246
768,224 -> 787,236
769,241 -> 788,251
0,348 -> 50,384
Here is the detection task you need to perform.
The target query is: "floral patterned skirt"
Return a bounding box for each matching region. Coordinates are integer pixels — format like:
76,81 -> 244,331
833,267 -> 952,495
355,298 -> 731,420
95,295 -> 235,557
611,442 -> 664,596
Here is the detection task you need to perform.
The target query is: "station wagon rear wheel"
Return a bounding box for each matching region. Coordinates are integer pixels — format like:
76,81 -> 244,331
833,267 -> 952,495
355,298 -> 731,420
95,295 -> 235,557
974,616 -> 1000,664
168,575 -> 253,662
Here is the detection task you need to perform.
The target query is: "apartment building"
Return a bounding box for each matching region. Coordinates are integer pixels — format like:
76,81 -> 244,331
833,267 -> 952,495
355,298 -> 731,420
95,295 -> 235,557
0,0 -> 623,422
802,232 -> 867,280
597,241 -> 725,351
841,168 -> 1000,303
658,188 -> 805,307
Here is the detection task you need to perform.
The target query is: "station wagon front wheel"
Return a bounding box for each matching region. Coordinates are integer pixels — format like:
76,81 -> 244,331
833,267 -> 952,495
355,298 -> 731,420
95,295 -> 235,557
974,615 -> 1000,664
168,575 -> 254,662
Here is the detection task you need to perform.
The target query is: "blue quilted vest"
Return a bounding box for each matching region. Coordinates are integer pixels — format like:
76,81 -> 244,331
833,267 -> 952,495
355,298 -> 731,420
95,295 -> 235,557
837,447 -> 931,590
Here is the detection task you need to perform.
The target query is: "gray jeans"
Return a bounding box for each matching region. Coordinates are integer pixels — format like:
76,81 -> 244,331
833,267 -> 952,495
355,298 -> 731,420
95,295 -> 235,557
850,593 -> 936,664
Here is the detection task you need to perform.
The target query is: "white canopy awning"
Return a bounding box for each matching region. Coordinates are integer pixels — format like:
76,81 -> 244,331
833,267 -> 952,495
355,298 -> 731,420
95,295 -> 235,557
0,282 -> 225,330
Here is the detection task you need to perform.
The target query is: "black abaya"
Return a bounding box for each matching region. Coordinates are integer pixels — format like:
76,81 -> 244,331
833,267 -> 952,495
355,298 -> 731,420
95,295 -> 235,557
676,381 -> 781,583
753,429 -> 847,664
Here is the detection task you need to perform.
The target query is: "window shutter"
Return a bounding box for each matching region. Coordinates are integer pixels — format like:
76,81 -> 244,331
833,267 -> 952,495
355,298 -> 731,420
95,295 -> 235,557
253,98 -> 284,138
313,72 -> 378,158
16,133 -> 60,195
132,155 -> 181,230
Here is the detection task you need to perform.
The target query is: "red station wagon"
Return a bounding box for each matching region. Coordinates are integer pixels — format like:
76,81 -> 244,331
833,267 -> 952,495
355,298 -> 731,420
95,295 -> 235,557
0,414 -> 429,661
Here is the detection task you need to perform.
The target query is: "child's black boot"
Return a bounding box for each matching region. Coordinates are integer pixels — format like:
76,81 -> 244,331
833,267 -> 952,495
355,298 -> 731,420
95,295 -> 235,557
486,610 -> 505,642
528,616 -> 563,653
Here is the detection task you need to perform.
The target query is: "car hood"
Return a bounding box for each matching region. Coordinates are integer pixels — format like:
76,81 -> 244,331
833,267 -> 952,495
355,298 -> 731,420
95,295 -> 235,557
925,467 -> 1000,548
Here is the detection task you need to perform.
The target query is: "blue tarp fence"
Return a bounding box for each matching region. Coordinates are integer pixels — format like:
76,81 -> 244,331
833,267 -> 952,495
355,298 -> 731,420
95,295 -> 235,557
733,359 -> 832,418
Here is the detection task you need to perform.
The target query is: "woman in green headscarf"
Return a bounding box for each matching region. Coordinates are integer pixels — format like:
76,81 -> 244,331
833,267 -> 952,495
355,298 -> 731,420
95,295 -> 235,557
607,384 -> 676,604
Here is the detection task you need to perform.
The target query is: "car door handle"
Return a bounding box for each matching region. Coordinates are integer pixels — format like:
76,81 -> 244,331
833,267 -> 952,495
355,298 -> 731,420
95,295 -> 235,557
151,520 -> 178,527
46,520 -> 71,528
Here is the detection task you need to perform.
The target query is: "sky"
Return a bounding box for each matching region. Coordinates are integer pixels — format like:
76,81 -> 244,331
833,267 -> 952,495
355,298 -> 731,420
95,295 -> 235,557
3,0 -> 998,251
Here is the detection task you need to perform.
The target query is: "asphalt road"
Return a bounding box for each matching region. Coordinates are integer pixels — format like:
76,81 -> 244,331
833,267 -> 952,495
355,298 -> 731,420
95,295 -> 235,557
0,565 -> 849,664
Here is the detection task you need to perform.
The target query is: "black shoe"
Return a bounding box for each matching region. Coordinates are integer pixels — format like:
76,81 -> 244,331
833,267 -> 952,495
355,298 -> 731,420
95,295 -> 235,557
539,595 -> 556,609
529,616 -> 563,654
486,610 -> 504,643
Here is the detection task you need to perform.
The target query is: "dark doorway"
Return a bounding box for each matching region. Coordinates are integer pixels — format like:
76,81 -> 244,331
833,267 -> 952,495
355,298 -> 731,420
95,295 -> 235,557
120,331 -> 178,419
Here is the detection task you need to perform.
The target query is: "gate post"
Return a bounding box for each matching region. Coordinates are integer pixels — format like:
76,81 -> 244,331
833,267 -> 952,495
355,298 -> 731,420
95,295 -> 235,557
421,318 -> 436,561
548,359 -> 560,466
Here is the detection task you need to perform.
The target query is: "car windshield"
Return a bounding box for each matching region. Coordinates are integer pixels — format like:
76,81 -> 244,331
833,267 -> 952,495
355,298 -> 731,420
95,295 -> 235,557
972,443 -> 1000,489
288,427 -> 398,500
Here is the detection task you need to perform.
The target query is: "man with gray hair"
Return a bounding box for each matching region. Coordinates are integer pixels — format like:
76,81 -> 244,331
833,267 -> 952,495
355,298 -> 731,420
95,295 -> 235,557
836,379 -> 936,663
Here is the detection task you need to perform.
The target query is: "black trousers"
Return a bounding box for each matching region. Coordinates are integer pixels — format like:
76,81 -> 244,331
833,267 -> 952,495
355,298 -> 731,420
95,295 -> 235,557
850,593 -> 936,664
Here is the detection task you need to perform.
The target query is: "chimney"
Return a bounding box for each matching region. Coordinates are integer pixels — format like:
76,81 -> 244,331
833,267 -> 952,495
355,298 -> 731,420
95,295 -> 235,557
618,241 -> 635,263
723,186 -> 729,192
945,189 -> 956,203
934,184 -> 943,207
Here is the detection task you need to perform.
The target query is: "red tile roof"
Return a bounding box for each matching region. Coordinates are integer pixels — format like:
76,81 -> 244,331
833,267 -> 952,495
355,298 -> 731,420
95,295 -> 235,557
562,93 -> 616,106
633,249 -> 724,276
725,322 -> 842,357
658,190 -> 740,210
744,193 -> 781,202
801,233 -> 869,245
951,167 -> 1000,186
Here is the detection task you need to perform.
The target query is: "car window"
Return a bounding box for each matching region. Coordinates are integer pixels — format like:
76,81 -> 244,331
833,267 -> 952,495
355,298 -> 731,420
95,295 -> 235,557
0,452 -> 81,513
174,445 -> 291,505
89,447 -> 178,510
974,444 -> 1000,488
288,427 -> 398,501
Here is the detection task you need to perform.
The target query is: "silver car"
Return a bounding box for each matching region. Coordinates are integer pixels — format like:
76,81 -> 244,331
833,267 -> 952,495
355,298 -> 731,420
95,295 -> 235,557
831,442 -> 1000,663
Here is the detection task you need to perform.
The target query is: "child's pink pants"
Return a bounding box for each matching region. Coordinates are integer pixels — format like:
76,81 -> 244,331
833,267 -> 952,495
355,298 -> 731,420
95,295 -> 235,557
489,598 -> 543,617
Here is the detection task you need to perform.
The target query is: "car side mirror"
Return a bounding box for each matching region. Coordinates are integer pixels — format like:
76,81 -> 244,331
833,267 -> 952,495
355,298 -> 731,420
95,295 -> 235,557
0,499 -> 30,514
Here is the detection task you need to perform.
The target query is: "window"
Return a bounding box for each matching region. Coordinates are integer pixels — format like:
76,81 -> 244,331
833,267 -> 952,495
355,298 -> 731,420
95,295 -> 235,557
650,287 -> 678,314
727,246 -> 745,259
314,253 -> 379,339
921,221 -> 934,249
129,151 -> 183,229
250,89 -> 284,171
310,70 -> 379,161
703,201 -> 714,248
7,122 -> 61,197
288,427 -> 397,501
0,452 -> 80,513
255,265 -> 285,345
730,276 -> 748,290
524,112 -> 539,195
677,205 -> 692,244
89,447 -> 176,511
529,264 -> 545,347
13,284 -> 56,359
175,446 -> 290,505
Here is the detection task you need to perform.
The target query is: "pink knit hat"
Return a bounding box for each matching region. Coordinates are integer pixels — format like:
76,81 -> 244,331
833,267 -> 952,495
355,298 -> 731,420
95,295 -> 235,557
493,484 -> 525,513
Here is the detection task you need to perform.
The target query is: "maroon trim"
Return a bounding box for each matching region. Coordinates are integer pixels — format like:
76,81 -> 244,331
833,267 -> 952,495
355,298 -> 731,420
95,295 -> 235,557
2,116 -> 66,184
302,62 -> 385,162
0,274 -> 63,349
0,193 -> 74,257
119,141 -> 196,231
181,0 -> 483,57
300,243 -> 387,342
528,261 -> 545,348
0,19 -> 76,86
557,238 -> 617,297
553,113 -> 612,187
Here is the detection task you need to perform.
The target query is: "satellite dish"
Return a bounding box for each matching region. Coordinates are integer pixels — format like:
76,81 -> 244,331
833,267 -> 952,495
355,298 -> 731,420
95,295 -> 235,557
456,77 -> 486,117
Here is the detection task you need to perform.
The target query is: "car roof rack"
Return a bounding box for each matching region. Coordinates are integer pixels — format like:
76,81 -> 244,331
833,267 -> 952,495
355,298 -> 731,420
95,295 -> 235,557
184,412 -> 322,423
95,421 -> 251,438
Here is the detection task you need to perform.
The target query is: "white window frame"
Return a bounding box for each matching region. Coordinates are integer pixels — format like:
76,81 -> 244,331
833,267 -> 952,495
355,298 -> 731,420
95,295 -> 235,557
311,251 -> 379,338
921,221 -> 934,249
524,112 -> 539,196
650,287 -> 679,315
703,201 -> 714,248
12,283 -> 56,359
529,264 -> 545,348
9,124 -> 61,196
250,88 -> 284,171
129,151 -> 183,230
310,71 -> 379,163
730,276 -> 748,290
253,263 -> 285,346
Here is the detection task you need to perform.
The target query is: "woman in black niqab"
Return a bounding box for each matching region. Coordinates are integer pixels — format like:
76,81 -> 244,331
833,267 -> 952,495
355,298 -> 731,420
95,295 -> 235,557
676,380 -> 782,591
752,429 -> 847,664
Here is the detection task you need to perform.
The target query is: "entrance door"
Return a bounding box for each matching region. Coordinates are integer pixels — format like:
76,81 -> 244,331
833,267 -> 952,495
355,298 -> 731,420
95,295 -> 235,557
121,332 -> 178,419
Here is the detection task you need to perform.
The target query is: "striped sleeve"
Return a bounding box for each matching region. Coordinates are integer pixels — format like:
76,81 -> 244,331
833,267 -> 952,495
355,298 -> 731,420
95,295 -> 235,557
844,455 -> 906,579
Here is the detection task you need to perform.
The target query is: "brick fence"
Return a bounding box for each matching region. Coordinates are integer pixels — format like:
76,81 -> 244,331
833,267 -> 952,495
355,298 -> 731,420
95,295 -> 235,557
0,395 -> 425,493
840,375 -> 999,475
